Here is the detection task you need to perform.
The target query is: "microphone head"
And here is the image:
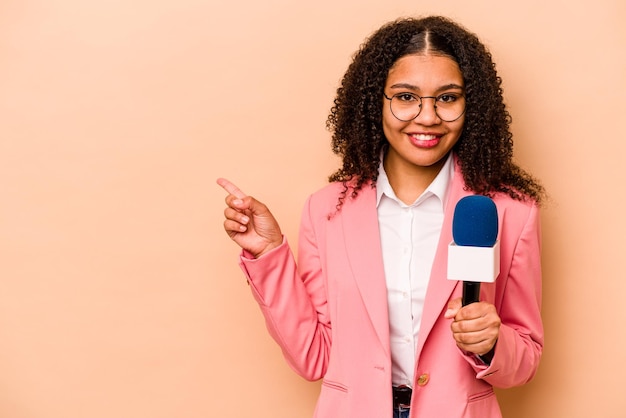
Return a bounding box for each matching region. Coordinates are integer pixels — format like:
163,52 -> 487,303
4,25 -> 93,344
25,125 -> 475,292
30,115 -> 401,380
452,195 -> 498,247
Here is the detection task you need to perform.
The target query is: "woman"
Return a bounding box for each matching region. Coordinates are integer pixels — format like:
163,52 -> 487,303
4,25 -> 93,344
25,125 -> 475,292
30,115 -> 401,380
218,16 -> 545,418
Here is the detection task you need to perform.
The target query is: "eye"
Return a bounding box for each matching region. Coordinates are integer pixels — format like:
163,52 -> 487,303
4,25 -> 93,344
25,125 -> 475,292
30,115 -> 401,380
395,93 -> 418,102
437,93 -> 461,104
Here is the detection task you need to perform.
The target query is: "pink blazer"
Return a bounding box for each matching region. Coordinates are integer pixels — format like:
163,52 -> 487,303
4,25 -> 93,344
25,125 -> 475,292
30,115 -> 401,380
239,159 -> 543,418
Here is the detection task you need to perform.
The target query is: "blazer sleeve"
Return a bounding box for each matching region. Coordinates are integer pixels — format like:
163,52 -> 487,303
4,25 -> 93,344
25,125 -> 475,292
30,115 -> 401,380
463,202 -> 544,388
238,195 -> 331,381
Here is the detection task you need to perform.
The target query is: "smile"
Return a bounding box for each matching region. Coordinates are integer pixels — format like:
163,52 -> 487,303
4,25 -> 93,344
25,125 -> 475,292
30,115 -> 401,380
410,133 -> 439,141
408,133 -> 441,148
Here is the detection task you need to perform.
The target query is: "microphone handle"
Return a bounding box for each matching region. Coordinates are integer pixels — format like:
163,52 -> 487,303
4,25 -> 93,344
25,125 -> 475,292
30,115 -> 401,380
462,281 -> 480,306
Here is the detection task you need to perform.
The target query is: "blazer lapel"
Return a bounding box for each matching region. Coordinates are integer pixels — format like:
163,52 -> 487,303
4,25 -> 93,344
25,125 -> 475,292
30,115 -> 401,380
340,186 -> 391,357
415,161 -> 472,359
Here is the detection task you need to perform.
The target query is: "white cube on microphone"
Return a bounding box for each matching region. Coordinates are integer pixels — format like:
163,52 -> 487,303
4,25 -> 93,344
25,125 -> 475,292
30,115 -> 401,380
447,240 -> 500,283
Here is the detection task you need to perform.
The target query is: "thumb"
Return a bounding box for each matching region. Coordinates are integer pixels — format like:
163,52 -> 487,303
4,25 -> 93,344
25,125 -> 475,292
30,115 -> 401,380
233,195 -> 270,218
444,297 -> 462,319
233,196 -> 282,244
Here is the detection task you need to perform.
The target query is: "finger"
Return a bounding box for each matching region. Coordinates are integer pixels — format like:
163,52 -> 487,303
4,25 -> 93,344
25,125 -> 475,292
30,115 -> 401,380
454,333 -> 498,354
456,340 -> 494,356
224,194 -> 249,211
224,207 -> 250,225
451,313 -> 499,333
444,297 -> 462,319
226,195 -> 272,219
223,218 -> 248,234
451,318 -> 499,340
216,177 -> 247,199
451,318 -> 481,334
454,301 -> 494,321
452,329 -> 484,345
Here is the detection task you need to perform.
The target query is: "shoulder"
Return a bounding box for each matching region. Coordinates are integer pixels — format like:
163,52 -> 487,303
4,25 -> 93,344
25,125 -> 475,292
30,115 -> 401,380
490,192 -> 541,234
491,192 -> 539,214
305,182 -> 349,216
452,153 -> 541,221
304,179 -> 375,219
309,181 -> 348,201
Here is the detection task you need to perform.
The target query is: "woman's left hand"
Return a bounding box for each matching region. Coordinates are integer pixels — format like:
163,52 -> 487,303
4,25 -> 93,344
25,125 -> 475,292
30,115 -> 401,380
444,298 -> 501,356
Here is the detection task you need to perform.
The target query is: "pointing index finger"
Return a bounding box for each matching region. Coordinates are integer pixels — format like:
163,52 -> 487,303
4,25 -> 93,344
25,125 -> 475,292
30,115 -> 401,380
216,178 -> 247,199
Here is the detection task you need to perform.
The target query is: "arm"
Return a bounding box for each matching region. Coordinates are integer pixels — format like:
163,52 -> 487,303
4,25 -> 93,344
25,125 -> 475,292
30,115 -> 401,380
479,203 -> 543,387
446,203 -> 543,387
235,194 -> 332,381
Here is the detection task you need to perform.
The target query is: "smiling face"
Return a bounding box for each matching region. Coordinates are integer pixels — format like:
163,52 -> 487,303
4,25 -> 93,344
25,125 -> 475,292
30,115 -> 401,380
382,53 -> 465,184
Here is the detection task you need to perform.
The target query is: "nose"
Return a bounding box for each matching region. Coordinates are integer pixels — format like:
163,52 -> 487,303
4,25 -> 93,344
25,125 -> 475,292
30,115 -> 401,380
414,97 -> 441,125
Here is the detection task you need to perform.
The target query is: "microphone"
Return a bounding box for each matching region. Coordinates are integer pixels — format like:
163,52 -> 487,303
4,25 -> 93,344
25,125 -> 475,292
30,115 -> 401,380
447,195 -> 500,306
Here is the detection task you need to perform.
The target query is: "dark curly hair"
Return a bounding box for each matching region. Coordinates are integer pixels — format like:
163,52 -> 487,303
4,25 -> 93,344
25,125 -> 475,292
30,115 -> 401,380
327,16 -> 545,206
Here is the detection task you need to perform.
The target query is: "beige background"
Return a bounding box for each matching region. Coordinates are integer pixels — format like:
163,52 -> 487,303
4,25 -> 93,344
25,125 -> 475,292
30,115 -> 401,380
1,0 -> 625,417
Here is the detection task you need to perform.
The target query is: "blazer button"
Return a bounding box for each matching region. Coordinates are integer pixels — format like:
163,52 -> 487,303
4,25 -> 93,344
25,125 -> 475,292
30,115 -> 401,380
417,373 -> 430,386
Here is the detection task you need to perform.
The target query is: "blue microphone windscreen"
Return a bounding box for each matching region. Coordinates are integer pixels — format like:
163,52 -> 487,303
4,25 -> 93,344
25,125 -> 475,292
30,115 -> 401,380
452,195 -> 498,247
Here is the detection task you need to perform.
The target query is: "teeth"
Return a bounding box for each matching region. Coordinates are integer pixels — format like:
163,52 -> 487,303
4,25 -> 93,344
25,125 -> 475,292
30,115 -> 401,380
412,134 -> 437,140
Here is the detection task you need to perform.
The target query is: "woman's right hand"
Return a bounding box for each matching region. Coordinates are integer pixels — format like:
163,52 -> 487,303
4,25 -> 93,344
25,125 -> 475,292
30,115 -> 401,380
216,178 -> 283,258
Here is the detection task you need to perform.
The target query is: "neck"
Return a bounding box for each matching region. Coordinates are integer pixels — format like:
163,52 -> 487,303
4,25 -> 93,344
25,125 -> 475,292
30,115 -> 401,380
383,152 -> 448,205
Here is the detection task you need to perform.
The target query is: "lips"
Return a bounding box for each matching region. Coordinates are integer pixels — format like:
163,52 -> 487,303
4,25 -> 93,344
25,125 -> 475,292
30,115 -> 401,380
408,133 -> 441,148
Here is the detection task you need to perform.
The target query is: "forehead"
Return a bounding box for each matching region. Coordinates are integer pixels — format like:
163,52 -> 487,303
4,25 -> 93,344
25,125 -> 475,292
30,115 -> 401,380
386,54 -> 464,89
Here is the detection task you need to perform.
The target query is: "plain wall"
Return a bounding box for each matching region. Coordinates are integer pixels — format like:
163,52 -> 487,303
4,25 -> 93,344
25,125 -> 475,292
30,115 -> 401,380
1,0 -> 625,417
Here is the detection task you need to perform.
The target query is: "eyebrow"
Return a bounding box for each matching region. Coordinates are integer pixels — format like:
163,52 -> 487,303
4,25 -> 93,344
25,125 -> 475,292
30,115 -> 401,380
389,83 -> 465,92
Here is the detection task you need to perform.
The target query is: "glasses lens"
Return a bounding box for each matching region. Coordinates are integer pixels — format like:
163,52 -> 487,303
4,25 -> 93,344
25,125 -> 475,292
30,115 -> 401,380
434,93 -> 465,122
390,94 -> 420,121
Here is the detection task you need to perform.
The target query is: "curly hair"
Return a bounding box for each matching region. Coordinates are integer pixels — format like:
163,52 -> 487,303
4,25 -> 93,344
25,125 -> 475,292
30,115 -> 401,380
326,16 -> 545,206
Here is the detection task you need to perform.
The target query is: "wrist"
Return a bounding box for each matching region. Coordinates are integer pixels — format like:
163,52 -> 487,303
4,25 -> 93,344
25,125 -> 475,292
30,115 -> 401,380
478,344 -> 496,365
254,236 -> 284,258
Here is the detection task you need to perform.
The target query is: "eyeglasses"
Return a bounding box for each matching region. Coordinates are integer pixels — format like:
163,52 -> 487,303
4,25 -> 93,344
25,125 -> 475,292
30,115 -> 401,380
383,92 -> 466,122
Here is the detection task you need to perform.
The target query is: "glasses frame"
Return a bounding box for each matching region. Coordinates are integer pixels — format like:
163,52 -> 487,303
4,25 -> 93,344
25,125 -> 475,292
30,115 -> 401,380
383,92 -> 466,123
